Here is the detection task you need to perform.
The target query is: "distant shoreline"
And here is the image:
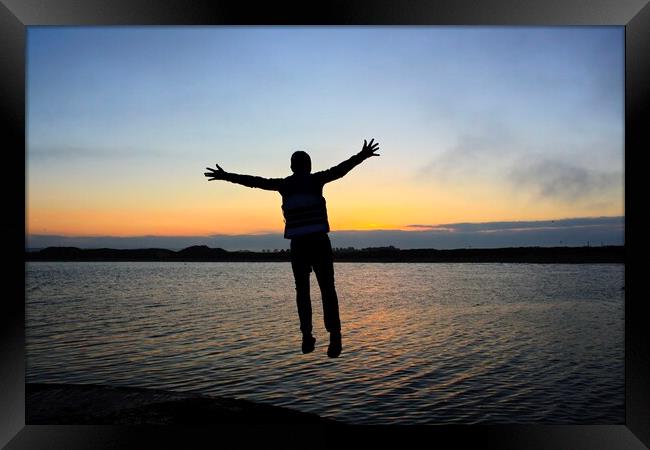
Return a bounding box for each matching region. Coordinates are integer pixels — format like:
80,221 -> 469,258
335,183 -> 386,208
25,245 -> 625,264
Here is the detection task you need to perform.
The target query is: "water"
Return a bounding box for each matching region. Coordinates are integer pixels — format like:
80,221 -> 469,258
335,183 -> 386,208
26,262 -> 625,424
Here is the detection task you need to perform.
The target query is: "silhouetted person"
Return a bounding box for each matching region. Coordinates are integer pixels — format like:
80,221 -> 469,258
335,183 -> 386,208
204,139 -> 380,357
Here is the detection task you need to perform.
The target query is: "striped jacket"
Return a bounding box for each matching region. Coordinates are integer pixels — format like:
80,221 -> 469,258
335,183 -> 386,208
220,152 -> 368,238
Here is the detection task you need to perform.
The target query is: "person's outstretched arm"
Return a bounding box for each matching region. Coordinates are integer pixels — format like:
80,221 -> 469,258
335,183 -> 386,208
316,138 -> 380,184
204,164 -> 283,191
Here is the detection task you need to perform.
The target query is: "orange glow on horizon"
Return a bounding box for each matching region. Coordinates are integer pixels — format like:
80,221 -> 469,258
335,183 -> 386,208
27,176 -> 624,237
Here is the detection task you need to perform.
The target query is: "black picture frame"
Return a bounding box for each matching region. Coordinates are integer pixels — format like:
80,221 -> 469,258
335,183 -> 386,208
3,0 -> 648,448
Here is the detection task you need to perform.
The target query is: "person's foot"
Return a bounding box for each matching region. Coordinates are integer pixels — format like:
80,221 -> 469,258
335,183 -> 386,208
327,331 -> 342,358
302,334 -> 316,354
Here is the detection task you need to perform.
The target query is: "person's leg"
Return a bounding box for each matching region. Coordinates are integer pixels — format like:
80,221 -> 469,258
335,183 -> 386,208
290,238 -> 315,353
312,234 -> 342,357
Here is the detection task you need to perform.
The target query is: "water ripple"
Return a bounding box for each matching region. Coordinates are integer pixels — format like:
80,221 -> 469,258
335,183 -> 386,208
26,261 -> 624,424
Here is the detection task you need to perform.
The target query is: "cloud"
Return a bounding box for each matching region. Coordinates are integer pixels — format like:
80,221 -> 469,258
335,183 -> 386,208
414,97 -> 623,208
417,120 -> 517,181
406,216 -> 623,232
27,216 -> 624,251
508,159 -> 621,202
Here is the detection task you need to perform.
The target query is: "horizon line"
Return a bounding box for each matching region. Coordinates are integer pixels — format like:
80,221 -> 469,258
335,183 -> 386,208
27,215 -> 625,240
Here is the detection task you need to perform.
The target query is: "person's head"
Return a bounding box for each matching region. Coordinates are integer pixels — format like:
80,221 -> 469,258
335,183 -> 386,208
291,151 -> 311,174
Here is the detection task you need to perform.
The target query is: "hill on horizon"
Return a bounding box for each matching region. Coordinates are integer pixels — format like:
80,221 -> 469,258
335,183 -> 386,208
25,244 -> 624,264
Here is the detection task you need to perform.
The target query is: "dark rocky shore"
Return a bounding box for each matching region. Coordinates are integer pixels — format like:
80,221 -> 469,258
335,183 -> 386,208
26,383 -> 341,425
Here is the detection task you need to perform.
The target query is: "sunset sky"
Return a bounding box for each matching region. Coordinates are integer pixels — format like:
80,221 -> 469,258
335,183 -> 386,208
27,26 -> 624,249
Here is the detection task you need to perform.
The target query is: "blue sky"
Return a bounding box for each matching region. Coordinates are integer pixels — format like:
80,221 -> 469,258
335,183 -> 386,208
26,26 -> 624,249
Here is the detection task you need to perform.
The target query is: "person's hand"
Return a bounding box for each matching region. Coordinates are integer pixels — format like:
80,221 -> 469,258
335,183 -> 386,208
360,138 -> 380,158
204,164 -> 227,181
